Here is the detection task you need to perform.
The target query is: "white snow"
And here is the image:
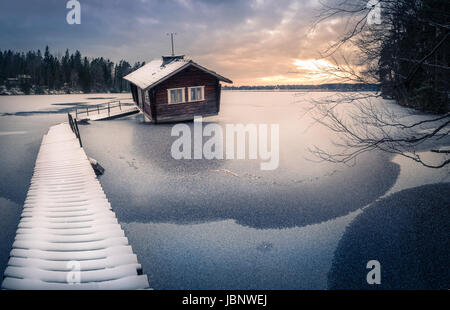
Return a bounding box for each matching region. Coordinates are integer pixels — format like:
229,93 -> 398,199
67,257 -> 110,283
1,123 -> 149,290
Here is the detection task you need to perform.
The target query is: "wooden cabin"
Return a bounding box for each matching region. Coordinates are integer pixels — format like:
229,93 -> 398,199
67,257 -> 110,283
123,55 -> 232,123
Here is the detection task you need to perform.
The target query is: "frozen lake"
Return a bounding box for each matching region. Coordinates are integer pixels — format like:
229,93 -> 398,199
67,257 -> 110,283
0,91 -> 448,289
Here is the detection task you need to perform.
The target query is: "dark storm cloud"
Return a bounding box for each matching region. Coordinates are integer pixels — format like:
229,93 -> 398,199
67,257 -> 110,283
0,0 -> 349,84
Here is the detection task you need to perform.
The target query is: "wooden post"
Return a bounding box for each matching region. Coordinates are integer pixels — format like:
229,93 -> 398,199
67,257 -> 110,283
67,113 -> 73,132
74,119 -> 82,148
86,107 -> 89,116
108,102 -> 110,117
119,100 -> 121,110
97,105 -> 100,114
75,108 -> 78,119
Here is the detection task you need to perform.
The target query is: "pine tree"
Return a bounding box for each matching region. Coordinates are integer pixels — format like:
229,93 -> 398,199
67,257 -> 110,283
0,46 -> 144,94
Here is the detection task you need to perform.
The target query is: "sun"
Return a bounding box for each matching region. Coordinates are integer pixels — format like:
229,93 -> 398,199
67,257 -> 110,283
256,59 -> 339,85
293,59 -> 335,71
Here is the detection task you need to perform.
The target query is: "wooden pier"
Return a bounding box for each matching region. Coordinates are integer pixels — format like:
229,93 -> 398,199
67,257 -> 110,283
1,122 -> 149,290
74,100 -> 139,122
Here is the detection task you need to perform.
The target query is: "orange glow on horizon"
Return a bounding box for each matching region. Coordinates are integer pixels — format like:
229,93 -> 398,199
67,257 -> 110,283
239,59 -> 342,86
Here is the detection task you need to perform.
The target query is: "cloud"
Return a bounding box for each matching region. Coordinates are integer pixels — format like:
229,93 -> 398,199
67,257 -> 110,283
0,0 -> 352,85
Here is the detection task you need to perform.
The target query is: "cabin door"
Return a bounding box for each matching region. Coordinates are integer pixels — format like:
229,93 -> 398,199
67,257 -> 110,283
143,90 -> 152,120
137,89 -> 144,110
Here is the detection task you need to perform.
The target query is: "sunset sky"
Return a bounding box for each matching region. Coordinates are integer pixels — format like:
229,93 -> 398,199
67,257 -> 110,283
0,0 -> 351,86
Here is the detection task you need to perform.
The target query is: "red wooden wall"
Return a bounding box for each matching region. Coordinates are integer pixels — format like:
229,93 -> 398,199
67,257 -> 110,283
151,66 -> 220,122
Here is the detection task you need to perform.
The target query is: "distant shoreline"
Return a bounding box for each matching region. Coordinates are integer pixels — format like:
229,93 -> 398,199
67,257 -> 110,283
0,90 -> 129,97
0,89 -> 378,96
222,89 -> 376,93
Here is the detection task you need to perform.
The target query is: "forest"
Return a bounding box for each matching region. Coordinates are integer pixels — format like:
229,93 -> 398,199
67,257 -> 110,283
377,0 -> 449,113
0,46 -> 144,94
308,0 -> 449,168
318,0 -> 449,113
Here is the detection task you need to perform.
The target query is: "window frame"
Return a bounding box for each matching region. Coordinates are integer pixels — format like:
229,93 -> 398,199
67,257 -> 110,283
167,87 -> 186,104
187,86 -> 205,102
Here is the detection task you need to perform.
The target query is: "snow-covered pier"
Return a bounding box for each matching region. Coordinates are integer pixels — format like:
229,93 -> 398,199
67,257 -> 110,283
1,123 -> 149,290
74,100 -> 139,122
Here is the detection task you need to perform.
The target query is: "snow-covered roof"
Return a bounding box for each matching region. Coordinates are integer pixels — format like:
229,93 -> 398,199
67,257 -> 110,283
123,56 -> 232,90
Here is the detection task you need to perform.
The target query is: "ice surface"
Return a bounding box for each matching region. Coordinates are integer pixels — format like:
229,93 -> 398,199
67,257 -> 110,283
1,91 -> 448,289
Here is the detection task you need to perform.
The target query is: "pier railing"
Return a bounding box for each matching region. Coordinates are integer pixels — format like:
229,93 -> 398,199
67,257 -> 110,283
67,113 -> 82,147
75,100 -> 123,119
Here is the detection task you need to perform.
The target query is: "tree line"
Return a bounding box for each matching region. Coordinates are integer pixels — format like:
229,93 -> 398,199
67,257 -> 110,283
377,0 -> 449,113
307,0 -> 449,169
0,46 -> 144,94
318,0 -> 449,114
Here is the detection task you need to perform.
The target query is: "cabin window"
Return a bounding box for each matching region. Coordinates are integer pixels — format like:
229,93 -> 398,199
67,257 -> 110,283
168,87 -> 185,104
188,86 -> 205,102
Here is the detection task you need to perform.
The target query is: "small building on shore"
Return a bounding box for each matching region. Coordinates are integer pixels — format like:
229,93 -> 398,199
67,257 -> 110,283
6,75 -> 32,87
123,55 -> 232,123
